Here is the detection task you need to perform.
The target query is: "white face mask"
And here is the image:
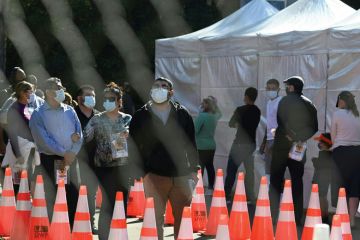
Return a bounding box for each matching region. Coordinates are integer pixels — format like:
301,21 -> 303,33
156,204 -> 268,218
266,90 -> 278,99
27,93 -> 36,103
103,100 -> 116,112
54,89 -> 65,103
151,88 -> 169,104
83,96 -> 96,108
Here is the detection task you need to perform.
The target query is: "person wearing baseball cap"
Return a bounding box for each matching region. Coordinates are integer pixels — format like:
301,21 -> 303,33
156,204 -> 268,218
312,133 -> 336,223
331,90 -> 360,227
270,75 -> 318,225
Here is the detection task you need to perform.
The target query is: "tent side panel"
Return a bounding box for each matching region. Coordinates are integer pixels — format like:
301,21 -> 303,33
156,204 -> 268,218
155,57 -> 201,115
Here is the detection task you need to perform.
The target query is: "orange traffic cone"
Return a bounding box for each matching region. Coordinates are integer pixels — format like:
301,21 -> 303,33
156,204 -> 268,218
336,188 -> 351,240
11,170 -> 32,240
229,172 -> 251,240
95,186 -> 102,209
72,185 -> 92,240
164,200 -> 174,225
191,169 -> 207,233
251,176 -> 274,240
0,167 -> 16,237
204,169 -> 228,236
302,184 -> 322,240
275,180 -> 298,240
108,192 -> 128,240
28,175 -> 50,240
140,197 -> 158,240
313,224 -> 330,240
177,207 -> 193,240
127,185 -> 136,216
10,170 -> 31,240
127,178 -> 146,219
216,214 -> 230,240
48,179 -> 70,240
134,178 -> 146,219
330,215 -> 343,240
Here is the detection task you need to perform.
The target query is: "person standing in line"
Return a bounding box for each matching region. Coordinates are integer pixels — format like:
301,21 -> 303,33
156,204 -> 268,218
312,133 -> 334,224
121,81 -> 136,115
0,67 -> 27,161
74,85 -> 99,234
331,91 -> 360,227
195,97 -> 221,192
27,74 -> 45,99
270,76 -> 318,225
29,77 -> 82,228
225,87 -> 261,204
6,81 -> 43,193
129,77 -> 199,240
260,79 -> 282,181
84,82 -> 131,240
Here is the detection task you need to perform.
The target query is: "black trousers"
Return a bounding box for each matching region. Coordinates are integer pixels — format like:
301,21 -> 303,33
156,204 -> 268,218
270,147 -> 304,225
198,149 -> 216,189
224,143 -> 255,202
78,150 -> 98,229
96,166 -> 130,240
34,154 -> 80,228
333,146 -> 360,198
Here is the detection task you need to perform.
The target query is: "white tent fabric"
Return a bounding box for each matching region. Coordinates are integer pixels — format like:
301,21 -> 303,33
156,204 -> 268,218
155,0 -> 356,206
156,0 -> 279,58
327,10 -> 360,131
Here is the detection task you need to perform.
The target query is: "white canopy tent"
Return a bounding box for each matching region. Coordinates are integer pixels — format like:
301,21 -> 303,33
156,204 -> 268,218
327,10 -> 360,131
156,0 -> 279,116
155,0 -> 356,205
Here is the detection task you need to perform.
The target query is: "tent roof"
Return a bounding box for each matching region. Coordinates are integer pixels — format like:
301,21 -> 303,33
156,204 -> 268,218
331,9 -> 360,30
236,0 -> 355,36
175,0 -> 279,40
329,10 -> 360,51
155,0 -> 278,57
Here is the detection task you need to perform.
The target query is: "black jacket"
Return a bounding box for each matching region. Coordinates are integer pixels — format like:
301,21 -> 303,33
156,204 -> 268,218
275,92 -> 318,149
129,101 -> 199,177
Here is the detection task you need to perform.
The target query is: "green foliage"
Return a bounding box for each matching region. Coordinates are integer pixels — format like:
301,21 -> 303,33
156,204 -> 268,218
4,0 -> 222,99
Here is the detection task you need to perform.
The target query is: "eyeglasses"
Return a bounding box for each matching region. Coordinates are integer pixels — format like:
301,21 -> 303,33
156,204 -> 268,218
152,83 -> 170,90
104,88 -> 120,94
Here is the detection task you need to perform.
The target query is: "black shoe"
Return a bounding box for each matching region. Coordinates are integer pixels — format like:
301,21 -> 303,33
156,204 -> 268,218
92,226 -> 98,235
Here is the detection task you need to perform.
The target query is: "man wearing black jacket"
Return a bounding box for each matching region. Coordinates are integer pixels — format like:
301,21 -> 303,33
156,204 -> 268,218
270,76 -> 318,225
129,77 -> 199,239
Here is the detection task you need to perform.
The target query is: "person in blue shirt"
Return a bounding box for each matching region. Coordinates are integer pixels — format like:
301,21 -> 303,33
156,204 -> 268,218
29,77 -> 83,228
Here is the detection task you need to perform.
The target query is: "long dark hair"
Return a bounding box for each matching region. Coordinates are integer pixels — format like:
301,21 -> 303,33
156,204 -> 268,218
337,91 -> 359,117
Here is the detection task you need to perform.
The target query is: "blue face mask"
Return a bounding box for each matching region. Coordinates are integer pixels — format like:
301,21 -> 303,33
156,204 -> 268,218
84,96 -> 96,108
28,93 -> 36,103
103,100 -> 116,112
54,89 -> 65,103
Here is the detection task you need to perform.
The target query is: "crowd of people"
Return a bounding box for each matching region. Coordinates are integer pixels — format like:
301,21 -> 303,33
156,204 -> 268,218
0,66 -> 360,239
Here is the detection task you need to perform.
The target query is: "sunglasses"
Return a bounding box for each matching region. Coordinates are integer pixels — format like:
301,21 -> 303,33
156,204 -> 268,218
104,88 -> 121,94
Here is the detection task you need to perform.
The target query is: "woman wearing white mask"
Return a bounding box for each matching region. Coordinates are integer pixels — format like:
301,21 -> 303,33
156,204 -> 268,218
84,82 -> 131,240
6,81 -> 43,193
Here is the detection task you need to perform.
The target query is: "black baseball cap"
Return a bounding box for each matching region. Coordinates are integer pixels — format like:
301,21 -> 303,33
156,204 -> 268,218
283,76 -> 304,93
